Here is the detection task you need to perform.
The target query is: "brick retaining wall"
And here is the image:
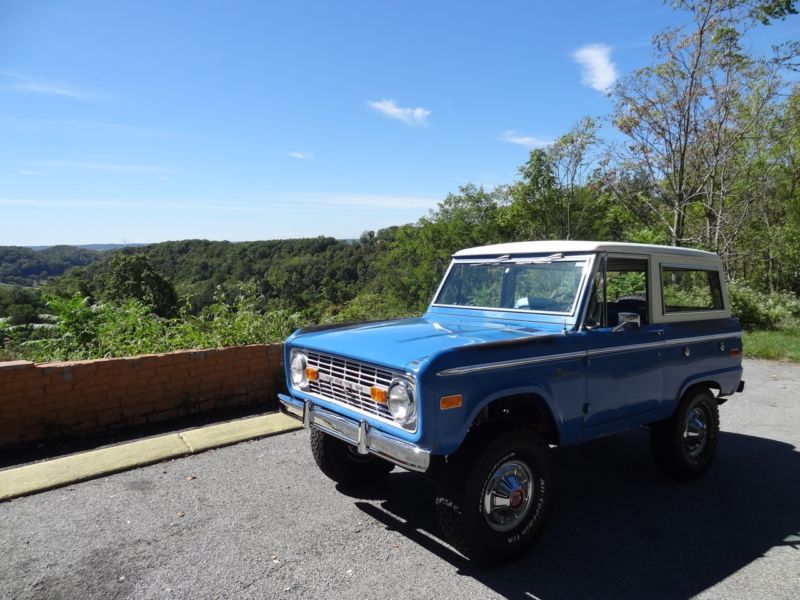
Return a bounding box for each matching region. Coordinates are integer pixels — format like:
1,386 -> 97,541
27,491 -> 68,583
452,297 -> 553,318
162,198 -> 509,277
0,344 -> 285,448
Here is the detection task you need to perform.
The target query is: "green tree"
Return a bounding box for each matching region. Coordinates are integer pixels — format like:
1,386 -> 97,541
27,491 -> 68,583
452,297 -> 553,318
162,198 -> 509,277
503,149 -> 559,240
548,117 -> 601,239
374,185 -> 507,309
609,0 -> 798,247
102,253 -> 178,317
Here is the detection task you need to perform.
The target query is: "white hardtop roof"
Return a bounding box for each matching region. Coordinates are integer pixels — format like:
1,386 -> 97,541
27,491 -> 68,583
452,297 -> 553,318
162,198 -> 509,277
454,240 -> 719,259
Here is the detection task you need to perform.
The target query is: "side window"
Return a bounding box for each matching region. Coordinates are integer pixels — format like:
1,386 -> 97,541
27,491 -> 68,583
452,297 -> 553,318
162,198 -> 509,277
606,258 -> 649,326
585,257 -> 649,327
661,267 -> 724,313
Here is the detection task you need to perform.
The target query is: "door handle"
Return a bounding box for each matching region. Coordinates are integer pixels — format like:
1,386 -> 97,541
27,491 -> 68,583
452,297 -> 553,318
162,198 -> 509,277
650,329 -> 665,336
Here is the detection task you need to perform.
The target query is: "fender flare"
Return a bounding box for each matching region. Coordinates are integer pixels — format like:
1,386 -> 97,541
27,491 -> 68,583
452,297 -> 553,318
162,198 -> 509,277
673,374 -> 725,415
443,384 -> 564,454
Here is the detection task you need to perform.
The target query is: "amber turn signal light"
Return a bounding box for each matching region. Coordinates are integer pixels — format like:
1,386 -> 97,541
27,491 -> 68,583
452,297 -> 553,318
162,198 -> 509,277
440,394 -> 462,410
370,386 -> 388,404
306,367 -> 319,381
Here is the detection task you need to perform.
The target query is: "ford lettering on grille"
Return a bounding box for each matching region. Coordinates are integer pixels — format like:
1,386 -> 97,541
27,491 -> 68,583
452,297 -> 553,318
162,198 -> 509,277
306,350 -> 397,422
318,372 -> 364,394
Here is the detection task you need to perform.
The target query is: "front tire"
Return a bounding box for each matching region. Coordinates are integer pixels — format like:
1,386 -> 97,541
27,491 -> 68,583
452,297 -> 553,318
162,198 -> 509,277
435,428 -> 553,565
310,429 -> 394,485
650,388 -> 720,480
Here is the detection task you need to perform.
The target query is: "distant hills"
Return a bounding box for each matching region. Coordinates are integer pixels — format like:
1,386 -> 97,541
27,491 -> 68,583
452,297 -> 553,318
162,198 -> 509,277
26,243 -> 147,252
0,239 -> 369,298
0,245 -> 107,286
0,243 -> 147,286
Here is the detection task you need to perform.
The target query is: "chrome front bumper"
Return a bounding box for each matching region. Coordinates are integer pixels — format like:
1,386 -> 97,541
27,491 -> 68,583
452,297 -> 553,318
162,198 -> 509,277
278,393 -> 430,472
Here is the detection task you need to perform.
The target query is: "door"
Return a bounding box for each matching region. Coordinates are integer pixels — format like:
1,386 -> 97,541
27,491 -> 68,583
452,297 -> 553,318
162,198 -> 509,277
581,255 -> 664,428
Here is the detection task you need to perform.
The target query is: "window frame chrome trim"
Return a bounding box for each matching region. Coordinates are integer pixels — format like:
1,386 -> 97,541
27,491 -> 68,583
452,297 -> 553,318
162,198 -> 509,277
430,254 -> 596,318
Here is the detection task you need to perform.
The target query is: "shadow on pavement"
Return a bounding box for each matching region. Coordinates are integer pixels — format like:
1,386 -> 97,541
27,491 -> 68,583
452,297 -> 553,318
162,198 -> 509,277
342,429 -> 800,600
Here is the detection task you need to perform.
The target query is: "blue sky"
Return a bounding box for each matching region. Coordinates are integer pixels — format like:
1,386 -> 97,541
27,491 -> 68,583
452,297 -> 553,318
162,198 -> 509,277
1,0 -> 797,245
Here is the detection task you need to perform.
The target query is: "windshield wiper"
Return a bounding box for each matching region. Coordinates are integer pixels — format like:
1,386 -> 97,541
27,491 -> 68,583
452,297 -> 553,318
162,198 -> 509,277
471,253 -> 564,266
469,254 -> 510,266
516,253 -> 564,265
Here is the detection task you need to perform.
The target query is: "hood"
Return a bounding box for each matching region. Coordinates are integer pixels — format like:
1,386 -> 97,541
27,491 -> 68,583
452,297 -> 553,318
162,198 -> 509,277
289,313 -> 562,372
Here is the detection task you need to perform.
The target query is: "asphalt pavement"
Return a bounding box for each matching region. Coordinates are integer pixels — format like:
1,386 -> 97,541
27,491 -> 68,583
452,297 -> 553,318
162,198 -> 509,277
1,358 -> 798,600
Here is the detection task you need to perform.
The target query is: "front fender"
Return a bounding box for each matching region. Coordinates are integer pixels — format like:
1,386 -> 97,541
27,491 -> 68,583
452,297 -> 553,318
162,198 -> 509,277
433,384 -> 563,456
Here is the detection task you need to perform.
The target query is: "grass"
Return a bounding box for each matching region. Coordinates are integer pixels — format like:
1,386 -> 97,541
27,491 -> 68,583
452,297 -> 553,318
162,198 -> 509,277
743,328 -> 800,362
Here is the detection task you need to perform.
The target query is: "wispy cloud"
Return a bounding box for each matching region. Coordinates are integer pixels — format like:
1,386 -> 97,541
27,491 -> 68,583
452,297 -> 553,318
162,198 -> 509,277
287,151 -> 314,160
1,71 -> 104,101
299,192 -> 438,210
572,44 -> 618,93
0,192 -> 440,213
0,116 -> 203,141
497,130 -> 552,148
27,160 -> 172,175
367,99 -> 431,127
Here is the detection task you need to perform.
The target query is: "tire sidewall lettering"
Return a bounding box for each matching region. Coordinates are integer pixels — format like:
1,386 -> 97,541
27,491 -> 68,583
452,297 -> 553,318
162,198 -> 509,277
474,448 -> 549,547
507,476 -> 546,544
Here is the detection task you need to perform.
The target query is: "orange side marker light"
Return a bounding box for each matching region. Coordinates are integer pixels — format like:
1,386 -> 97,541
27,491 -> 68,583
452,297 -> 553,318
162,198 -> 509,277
440,394 -> 462,410
306,367 -> 319,381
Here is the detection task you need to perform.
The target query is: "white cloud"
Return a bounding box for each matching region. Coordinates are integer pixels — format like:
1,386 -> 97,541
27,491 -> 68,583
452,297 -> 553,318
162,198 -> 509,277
367,99 -> 431,127
288,151 -> 314,160
497,130 -> 553,148
572,44 -> 618,92
1,71 -> 103,100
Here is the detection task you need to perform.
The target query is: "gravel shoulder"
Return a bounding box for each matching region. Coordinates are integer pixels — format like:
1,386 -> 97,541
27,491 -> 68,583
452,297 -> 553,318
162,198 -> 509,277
1,358 -> 798,600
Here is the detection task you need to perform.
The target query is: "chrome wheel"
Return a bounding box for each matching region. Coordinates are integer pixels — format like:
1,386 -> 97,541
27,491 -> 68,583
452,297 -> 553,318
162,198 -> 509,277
482,460 -> 534,532
683,406 -> 708,458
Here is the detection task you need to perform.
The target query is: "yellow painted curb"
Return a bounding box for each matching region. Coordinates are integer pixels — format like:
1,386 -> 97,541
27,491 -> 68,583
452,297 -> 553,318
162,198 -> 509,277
0,412 -> 302,502
179,413 -> 302,453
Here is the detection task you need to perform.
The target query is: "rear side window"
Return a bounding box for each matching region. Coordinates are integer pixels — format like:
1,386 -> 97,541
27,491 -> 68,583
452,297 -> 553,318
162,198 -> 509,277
661,266 -> 724,313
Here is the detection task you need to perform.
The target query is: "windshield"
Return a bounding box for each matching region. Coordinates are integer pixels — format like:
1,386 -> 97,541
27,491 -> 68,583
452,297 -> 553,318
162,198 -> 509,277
434,257 -> 589,314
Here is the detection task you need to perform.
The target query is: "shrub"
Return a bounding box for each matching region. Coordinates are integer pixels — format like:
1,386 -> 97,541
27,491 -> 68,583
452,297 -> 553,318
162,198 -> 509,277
728,281 -> 800,330
320,292 -> 414,324
12,282 -> 311,362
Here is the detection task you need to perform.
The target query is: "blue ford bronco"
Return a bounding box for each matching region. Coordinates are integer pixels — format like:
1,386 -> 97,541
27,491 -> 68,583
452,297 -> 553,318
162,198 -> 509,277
279,241 -> 744,564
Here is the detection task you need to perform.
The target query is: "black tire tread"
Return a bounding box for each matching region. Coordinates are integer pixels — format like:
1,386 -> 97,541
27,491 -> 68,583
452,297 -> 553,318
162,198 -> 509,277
310,429 -> 393,485
651,388 -> 720,480
435,427 -> 552,564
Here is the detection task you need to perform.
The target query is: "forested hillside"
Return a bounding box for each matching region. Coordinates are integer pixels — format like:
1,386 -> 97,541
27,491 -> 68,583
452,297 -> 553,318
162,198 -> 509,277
1,0 -> 799,362
37,235 -> 393,312
0,246 -> 102,286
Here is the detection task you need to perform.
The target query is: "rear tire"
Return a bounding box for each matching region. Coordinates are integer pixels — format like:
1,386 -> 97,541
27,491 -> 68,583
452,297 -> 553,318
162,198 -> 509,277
310,430 -> 394,485
650,388 -> 719,480
435,428 -> 553,565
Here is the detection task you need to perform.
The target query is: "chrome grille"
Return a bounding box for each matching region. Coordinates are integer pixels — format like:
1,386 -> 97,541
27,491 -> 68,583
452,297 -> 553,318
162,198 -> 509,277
306,350 -> 396,421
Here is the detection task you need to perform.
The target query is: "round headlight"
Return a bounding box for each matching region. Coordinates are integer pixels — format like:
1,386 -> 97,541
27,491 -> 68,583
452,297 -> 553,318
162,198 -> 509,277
388,378 -> 416,426
290,351 -> 308,388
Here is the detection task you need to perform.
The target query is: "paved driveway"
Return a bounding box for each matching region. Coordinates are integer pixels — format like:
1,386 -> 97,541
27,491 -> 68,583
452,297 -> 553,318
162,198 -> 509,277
2,359 -> 799,600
